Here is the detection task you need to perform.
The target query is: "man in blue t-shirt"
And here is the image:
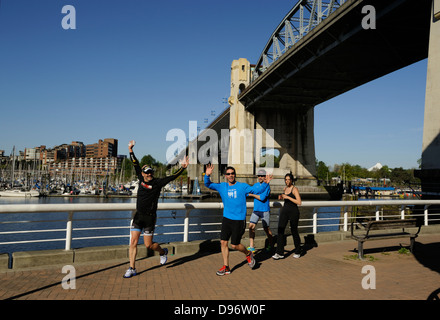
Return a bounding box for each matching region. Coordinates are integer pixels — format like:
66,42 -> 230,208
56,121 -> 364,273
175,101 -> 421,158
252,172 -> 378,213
247,169 -> 273,253
204,164 -> 272,276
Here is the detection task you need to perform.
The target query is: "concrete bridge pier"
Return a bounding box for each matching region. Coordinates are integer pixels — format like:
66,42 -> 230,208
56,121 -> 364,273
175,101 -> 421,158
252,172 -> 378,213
415,0 -> 440,202
227,58 -> 255,183
252,105 -> 317,192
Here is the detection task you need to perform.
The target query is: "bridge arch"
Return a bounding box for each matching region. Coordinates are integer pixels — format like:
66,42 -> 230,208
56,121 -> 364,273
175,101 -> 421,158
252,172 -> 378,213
253,0 -> 345,81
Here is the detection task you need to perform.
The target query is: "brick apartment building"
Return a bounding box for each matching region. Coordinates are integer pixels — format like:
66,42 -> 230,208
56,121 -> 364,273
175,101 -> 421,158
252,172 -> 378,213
20,138 -> 122,176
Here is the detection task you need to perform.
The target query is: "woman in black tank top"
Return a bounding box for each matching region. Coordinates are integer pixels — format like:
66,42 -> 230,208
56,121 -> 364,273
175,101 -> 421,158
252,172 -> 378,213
272,173 -> 302,259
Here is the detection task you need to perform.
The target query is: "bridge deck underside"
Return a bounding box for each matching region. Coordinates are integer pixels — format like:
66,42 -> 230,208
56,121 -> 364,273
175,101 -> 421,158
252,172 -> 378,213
240,0 -> 432,110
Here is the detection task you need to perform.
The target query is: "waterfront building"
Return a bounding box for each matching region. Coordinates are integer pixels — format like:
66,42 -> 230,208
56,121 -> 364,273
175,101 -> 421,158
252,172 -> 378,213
2,138 -> 121,177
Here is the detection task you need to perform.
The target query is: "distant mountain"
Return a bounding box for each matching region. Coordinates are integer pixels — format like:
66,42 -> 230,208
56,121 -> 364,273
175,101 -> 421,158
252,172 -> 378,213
368,162 -> 383,171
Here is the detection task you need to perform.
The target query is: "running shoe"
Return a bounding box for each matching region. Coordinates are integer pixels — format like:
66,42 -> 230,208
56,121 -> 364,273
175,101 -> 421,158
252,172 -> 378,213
123,267 -> 137,278
247,251 -> 256,269
160,248 -> 168,265
293,253 -> 301,259
272,253 -> 284,260
216,265 -> 231,276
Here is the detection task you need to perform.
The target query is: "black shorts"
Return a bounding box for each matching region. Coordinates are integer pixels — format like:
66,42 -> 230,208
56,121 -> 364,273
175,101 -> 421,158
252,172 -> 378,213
220,217 -> 246,245
131,211 -> 156,236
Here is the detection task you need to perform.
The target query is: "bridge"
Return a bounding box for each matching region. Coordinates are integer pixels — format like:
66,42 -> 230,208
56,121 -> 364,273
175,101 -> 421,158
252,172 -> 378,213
177,0 -> 440,197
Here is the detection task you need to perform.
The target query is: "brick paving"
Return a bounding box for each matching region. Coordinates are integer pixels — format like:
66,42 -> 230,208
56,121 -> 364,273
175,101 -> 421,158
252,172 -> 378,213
1,233 -> 439,301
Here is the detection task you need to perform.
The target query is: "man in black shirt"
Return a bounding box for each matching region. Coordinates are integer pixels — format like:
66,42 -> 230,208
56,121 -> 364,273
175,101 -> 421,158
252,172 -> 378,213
124,140 -> 188,278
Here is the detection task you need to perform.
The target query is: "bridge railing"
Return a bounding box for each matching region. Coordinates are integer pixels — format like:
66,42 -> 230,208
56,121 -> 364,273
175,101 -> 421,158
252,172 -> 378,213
0,200 -> 439,251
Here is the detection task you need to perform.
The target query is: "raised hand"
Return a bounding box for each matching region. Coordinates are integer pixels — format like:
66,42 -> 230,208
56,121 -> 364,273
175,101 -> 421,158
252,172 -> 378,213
180,156 -> 189,169
265,173 -> 273,184
128,140 -> 135,151
205,163 -> 214,176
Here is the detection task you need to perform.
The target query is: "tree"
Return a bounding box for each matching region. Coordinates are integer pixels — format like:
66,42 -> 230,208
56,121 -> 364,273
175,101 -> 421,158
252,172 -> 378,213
324,161 -> 420,187
389,167 -> 420,185
122,158 -> 132,180
316,159 -> 330,182
140,155 -> 158,168
140,154 -> 171,178
371,165 -> 390,182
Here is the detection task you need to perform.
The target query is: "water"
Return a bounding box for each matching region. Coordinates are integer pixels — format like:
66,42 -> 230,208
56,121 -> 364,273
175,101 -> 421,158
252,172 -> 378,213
0,195 -> 340,255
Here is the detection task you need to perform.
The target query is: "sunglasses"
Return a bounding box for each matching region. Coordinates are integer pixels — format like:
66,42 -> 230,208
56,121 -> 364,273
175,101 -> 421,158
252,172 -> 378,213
225,172 -> 235,176
258,175 -> 265,177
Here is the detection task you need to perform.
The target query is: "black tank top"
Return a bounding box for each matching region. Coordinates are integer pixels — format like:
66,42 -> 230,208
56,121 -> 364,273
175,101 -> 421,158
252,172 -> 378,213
281,187 -> 299,214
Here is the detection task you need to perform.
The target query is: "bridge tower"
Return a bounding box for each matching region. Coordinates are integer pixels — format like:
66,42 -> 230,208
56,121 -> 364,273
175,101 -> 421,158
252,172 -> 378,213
228,58 -> 317,190
416,0 -> 440,199
227,58 -> 255,183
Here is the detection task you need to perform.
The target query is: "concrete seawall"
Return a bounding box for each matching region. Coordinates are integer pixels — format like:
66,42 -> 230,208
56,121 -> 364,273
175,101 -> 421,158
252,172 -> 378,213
2,225 -> 440,271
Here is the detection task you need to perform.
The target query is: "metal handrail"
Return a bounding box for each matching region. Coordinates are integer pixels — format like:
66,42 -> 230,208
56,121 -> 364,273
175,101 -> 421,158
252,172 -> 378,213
1,199 -> 439,250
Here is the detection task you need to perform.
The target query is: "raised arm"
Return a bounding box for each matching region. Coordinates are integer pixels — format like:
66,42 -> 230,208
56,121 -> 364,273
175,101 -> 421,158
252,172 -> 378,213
157,156 -> 189,187
246,173 -> 273,195
128,140 -> 142,176
204,164 -> 220,191
249,184 -> 270,201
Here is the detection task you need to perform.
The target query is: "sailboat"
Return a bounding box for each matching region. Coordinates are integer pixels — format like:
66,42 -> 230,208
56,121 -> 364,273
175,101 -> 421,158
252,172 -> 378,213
0,146 -> 40,197
0,189 -> 39,197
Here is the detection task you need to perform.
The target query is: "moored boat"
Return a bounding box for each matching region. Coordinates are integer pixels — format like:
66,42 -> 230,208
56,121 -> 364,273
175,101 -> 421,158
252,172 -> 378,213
0,189 -> 40,197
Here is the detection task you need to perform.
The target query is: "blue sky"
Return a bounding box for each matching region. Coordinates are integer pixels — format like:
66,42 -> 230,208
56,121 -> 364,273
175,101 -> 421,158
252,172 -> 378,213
0,0 -> 427,170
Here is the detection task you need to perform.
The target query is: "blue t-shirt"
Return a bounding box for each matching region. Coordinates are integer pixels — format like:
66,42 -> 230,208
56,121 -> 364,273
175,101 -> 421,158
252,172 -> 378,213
204,175 -> 269,220
252,182 -> 271,213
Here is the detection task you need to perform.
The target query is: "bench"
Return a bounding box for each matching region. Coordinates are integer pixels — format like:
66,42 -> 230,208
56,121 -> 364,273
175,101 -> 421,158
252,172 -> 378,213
350,218 -> 422,259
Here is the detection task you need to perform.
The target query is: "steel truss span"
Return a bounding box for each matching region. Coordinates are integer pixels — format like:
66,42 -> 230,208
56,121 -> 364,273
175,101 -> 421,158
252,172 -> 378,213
253,0 -> 345,81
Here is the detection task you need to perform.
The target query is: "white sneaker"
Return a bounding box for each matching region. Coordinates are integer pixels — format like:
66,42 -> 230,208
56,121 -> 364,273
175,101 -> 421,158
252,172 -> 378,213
272,253 -> 284,260
160,248 -> 168,265
293,253 -> 300,259
123,267 -> 137,278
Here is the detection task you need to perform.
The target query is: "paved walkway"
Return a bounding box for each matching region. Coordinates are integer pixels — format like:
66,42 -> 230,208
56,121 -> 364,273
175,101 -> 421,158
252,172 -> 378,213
1,233 -> 439,302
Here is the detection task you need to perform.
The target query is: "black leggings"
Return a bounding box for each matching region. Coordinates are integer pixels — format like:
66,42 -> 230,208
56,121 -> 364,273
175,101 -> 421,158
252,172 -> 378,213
276,207 -> 301,255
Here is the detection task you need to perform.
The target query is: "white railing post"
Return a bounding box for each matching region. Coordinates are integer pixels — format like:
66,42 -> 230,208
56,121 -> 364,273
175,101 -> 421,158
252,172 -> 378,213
313,208 -> 318,234
183,209 -> 190,242
400,205 -> 405,220
424,205 -> 429,226
375,206 -> 380,220
65,211 -> 73,251
343,207 -> 348,232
